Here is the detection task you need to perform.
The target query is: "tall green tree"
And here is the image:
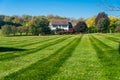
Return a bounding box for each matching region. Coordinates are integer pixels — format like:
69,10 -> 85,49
1,25 -> 12,35
97,18 -> 109,33
109,16 -> 118,33
29,17 -> 50,35
115,20 -> 120,32
0,15 -> 5,29
11,26 -> 17,36
22,15 -> 32,26
95,12 -> 110,33
17,26 -> 24,36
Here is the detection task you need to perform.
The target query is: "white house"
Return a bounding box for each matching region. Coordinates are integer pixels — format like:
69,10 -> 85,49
49,19 -> 69,31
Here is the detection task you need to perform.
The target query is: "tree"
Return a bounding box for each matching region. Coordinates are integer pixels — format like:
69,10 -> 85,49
4,16 -> 14,22
115,20 -> 120,32
11,26 -> 17,36
97,18 -> 109,33
37,18 -> 50,34
23,26 -> 29,35
41,26 -> 51,34
99,0 -> 120,11
0,15 -> 5,29
1,25 -> 12,35
115,27 -> 120,32
46,15 -> 67,21
76,17 -> 84,23
17,27 -> 24,36
29,17 -> 50,35
95,12 -> 110,33
86,16 -> 96,28
109,16 -> 118,33
22,15 -> 32,26
86,16 -> 96,33
88,27 -> 96,33
74,21 -> 88,33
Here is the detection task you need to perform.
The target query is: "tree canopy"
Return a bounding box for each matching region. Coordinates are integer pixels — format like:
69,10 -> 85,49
85,16 -> 96,28
95,12 -> 110,33
74,21 -> 88,33
29,17 -> 50,35
0,13 -> 120,36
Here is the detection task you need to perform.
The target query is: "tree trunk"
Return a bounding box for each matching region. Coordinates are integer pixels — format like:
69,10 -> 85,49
20,32 -> 22,36
26,32 -> 28,36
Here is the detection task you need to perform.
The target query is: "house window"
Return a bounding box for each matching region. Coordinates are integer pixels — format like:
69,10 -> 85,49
62,25 -> 67,28
53,25 -> 57,28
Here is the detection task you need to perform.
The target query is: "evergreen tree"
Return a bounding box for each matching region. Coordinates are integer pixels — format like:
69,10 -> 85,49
95,12 -> 110,33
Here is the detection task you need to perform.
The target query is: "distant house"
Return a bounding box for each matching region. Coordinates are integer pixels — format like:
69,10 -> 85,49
49,19 -> 70,31
71,20 -> 77,27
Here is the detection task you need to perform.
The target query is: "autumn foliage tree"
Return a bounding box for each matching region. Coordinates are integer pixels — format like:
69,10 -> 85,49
109,16 -> 118,33
86,16 -> 96,33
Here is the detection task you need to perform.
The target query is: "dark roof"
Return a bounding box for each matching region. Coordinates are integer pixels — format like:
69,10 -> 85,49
51,19 -> 68,25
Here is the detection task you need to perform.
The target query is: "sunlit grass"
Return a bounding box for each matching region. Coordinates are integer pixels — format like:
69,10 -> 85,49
0,33 -> 120,80
0,29 -> 2,36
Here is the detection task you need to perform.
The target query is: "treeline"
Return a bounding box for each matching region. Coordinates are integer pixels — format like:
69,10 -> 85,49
0,15 -> 67,29
86,12 -> 120,33
75,12 -> 120,33
0,15 -> 67,36
2,25 -> 29,36
0,12 -> 120,36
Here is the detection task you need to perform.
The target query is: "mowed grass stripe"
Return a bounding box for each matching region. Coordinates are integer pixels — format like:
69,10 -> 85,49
2,35 -> 83,80
0,36 -> 70,60
97,34 -> 119,43
89,35 -> 115,60
16,36 -> 63,48
0,36 -> 37,46
0,36 -> 58,47
0,37 -> 58,56
49,34 -> 106,80
19,36 -> 71,49
0,36 -> 60,56
90,35 -> 113,50
106,33 -> 120,38
89,35 -> 120,80
17,37 -> 57,48
91,34 -> 118,50
0,36 -> 76,79
0,36 -> 71,61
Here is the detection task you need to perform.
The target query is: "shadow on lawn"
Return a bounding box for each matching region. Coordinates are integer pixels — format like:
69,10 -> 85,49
0,37 -> 69,61
0,47 -> 26,52
3,36 -> 83,80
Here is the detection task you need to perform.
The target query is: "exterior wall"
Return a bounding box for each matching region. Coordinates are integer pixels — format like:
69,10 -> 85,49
49,23 -> 69,31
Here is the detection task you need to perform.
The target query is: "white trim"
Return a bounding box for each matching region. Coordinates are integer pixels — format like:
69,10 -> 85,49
49,23 -> 69,31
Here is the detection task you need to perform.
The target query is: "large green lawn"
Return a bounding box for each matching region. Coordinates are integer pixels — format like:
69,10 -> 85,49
0,30 -> 2,36
0,33 -> 120,80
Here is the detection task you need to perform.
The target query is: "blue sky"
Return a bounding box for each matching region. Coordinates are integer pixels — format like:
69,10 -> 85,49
0,0 -> 120,19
